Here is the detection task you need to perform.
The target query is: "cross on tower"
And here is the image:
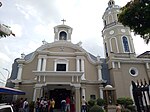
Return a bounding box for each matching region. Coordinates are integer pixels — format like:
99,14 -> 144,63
61,19 -> 66,24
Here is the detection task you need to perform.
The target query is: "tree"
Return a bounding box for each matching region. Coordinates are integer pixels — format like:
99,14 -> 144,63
0,2 -> 15,38
0,24 -> 15,38
89,105 -> 104,112
117,97 -> 135,111
118,0 -> 150,44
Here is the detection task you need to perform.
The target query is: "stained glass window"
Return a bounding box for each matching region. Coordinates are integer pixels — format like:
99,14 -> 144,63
122,36 -> 130,52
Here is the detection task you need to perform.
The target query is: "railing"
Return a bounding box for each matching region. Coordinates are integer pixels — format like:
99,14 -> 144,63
33,71 -> 83,83
104,21 -> 118,29
132,80 -> 150,112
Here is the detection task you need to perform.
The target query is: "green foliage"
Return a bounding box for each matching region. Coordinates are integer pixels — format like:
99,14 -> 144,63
117,97 -> 133,108
96,98 -> 106,106
89,105 -> 104,112
118,0 -> 150,44
88,99 -> 96,107
121,108 -> 131,112
126,105 -> 136,112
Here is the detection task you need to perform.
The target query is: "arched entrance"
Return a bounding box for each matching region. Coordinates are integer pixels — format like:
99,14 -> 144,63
49,88 -> 71,109
43,84 -> 74,110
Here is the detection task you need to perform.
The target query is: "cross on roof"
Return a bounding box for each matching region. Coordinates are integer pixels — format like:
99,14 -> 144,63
61,19 -> 66,24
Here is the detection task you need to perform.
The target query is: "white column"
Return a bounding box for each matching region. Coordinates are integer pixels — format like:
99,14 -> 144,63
112,62 -> 115,68
37,58 -> 42,71
99,86 -> 103,99
81,59 -> 85,80
97,65 -> 102,81
40,87 -> 43,98
146,63 -> 149,69
72,76 -> 74,82
17,64 -> 23,80
81,87 -> 86,98
42,58 -> 46,71
118,62 -> 121,68
75,87 -> 81,112
33,88 -> 37,101
76,58 -> 80,71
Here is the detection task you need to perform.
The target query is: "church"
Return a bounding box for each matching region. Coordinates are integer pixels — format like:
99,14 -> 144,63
7,0 -> 150,111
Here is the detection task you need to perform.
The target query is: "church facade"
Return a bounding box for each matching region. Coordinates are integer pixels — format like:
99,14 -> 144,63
8,0 -> 150,111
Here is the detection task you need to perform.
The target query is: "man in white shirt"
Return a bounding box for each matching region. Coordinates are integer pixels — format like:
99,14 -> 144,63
23,98 -> 29,112
81,96 -> 87,112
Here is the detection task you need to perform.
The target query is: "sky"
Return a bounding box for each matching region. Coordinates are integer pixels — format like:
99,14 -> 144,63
0,0 -> 150,86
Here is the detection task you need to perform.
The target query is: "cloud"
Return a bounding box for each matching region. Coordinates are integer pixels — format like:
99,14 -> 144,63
0,52 -> 11,62
15,0 -> 60,24
10,24 -> 22,37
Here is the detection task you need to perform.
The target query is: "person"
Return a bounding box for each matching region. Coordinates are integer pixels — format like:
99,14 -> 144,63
116,104 -> 122,112
50,98 -> 55,112
23,98 -> 29,112
81,96 -> 87,112
43,98 -> 48,112
18,98 -> 24,112
66,96 -> 71,112
61,99 -> 66,112
35,98 -> 40,112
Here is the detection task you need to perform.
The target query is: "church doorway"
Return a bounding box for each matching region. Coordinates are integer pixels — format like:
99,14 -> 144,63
49,89 -> 71,109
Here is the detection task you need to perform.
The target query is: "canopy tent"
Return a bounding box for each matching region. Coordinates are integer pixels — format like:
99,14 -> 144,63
0,87 -> 25,95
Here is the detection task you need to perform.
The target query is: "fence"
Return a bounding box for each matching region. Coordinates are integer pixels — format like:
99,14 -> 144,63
132,80 -> 150,112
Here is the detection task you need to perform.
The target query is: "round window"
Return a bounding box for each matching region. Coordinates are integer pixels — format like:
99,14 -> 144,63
129,67 -> 138,76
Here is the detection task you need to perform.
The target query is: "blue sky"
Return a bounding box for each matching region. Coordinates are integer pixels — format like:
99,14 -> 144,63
0,0 -> 149,86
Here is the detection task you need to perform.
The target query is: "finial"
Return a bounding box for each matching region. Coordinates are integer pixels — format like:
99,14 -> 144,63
21,53 -> 25,59
108,0 -> 115,7
61,19 -> 66,24
42,40 -> 48,45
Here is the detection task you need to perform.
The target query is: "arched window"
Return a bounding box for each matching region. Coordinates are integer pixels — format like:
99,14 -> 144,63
109,15 -> 113,23
54,59 -> 69,71
104,20 -> 107,26
105,43 -> 108,57
122,36 -> 130,52
59,31 -> 67,40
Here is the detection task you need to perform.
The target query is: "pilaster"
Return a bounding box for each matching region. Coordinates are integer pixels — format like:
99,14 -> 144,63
81,59 -> 85,80
75,87 -> 81,112
17,64 -> 23,80
97,65 -> 103,81
37,58 -> 42,71
99,85 -> 104,99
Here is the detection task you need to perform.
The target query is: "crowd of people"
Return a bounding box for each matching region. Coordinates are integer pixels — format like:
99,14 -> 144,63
10,96 -> 122,112
11,96 -> 73,112
35,97 -> 55,112
12,98 -> 29,112
60,96 -> 71,112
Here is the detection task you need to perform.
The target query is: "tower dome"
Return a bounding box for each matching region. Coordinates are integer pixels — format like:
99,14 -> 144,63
54,19 -> 73,42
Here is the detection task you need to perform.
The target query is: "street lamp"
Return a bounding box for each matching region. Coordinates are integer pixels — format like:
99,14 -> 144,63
3,68 -> 10,81
0,72 -> 6,84
0,68 -> 10,86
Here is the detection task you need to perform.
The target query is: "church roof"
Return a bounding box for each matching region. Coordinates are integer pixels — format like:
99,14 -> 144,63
18,41 -> 99,65
24,52 -> 34,61
137,51 -> 150,58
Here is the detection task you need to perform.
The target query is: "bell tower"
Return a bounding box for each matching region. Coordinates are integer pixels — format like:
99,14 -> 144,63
54,19 -> 73,42
102,0 -> 136,59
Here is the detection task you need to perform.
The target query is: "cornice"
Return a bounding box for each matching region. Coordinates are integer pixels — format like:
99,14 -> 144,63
108,57 -> 150,64
22,41 -> 98,65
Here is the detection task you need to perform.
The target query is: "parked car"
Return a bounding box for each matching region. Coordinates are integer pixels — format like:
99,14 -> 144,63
0,103 -> 14,112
